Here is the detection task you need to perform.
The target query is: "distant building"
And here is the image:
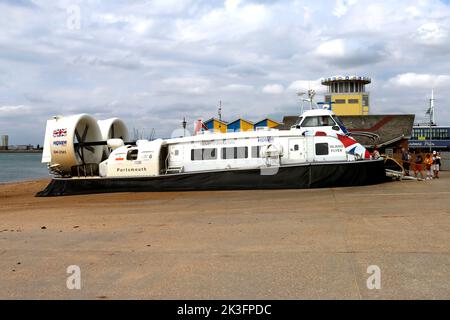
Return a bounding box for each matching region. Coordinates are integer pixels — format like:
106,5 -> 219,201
227,119 -> 254,132
410,125 -> 450,151
254,118 -> 281,129
204,118 -> 228,133
322,76 -> 371,116
0,135 -> 8,150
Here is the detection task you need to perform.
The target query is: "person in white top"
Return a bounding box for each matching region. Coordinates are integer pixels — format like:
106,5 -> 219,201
433,151 -> 441,179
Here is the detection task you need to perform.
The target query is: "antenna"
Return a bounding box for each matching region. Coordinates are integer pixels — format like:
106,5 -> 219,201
430,89 -> 435,125
218,100 -> 222,132
308,89 -> 316,110
427,89 -> 435,152
297,92 -> 305,114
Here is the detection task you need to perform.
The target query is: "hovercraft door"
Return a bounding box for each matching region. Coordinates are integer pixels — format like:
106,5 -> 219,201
288,139 -> 305,162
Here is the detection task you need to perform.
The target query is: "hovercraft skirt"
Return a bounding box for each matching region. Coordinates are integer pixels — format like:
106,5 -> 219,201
36,159 -> 386,197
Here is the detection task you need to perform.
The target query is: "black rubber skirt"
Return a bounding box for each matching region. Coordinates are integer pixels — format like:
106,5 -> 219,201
36,159 -> 386,197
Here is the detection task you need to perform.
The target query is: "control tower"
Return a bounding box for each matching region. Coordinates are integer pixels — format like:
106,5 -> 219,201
322,76 -> 371,116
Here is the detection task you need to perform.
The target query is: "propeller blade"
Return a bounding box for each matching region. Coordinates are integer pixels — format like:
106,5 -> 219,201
85,146 -> 95,153
75,146 -> 83,160
75,129 -> 81,143
81,125 -> 89,143
80,146 -> 85,164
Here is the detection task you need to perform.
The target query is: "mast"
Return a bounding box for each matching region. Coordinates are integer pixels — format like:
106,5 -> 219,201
428,89 -> 435,152
218,100 -> 222,132
297,92 -> 305,114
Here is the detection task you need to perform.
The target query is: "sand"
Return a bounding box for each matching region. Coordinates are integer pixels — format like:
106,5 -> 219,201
0,175 -> 449,299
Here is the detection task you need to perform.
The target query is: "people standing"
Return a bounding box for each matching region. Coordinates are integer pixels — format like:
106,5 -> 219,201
413,152 -> 424,179
424,153 -> 433,180
433,151 -> 441,179
401,148 -> 411,176
372,146 -> 380,160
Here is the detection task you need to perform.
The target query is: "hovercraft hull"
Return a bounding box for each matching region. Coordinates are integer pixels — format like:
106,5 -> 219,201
36,159 -> 386,197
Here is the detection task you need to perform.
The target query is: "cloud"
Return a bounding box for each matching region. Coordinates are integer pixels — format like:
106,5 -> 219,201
70,55 -> 144,70
333,0 -> 358,17
416,22 -> 448,44
288,79 -> 324,94
161,77 -> 211,95
175,0 -> 271,42
0,105 -> 32,116
226,64 -> 268,77
388,73 -> 450,88
221,84 -> 254,92
315,38 -> 385,66
0,0 -> 37,8
262,84 -> 284,94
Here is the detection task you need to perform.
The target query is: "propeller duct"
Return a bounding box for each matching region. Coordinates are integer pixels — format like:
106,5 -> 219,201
46,114 -> 103,173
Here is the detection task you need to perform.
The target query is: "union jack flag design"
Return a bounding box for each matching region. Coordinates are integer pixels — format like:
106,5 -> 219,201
337,134 -> 371,159
53,128 -> 67,137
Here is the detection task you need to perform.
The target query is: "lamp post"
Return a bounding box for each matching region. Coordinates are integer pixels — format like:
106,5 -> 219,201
182,117 -> 187,137
428,89 -> 435,153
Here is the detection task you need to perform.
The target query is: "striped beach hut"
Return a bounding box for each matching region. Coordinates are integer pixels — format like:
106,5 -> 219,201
203,118 -> 228,133
227,118 -> 254,132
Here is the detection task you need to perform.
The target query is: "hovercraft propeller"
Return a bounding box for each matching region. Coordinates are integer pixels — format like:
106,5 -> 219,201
74,125 -> 95,164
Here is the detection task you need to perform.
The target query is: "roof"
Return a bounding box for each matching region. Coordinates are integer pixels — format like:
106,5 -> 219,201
254,118 -> 281,126
321,76 -> 371,85
204,118 -> 228,125
300,109 -> 335,117
338,114 -> 415,146
228,118 -> 254,125
277,116 -> 299,130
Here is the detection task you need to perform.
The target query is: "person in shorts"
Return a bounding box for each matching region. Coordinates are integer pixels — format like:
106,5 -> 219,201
401,148 -> 411,176
424,153 -> 433,180
413,152 -> 424,179
433,151 -> 441,179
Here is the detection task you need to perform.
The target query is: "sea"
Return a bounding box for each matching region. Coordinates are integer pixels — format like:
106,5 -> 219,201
0,152 -> 50,183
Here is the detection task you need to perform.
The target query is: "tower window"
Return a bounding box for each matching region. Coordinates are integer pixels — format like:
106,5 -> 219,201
362,95 -> 369,107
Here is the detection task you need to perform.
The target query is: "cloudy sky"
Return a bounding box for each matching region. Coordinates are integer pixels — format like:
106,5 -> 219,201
1,0 -> 450,145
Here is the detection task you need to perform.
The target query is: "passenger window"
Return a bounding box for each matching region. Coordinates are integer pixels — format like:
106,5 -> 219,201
294,144 -> 299,151
251,146 -> 262,158
301,117 -> 319,127
174,149 -> 179,156
302,116 -> 335,127
203,148 -> 217,160
315,143 -> 329,156
191,148 -> 217,161
127,149 -> 138,160
222,147 -> 248,159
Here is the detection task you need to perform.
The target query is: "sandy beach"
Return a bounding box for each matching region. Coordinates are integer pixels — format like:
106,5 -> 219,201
0,175 -> 449,299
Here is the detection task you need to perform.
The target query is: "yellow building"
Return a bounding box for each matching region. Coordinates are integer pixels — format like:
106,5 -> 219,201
204,118 -> 228,133
254,118 -> 281,129
322,76 -> 371,116
227,118 -> 254,132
